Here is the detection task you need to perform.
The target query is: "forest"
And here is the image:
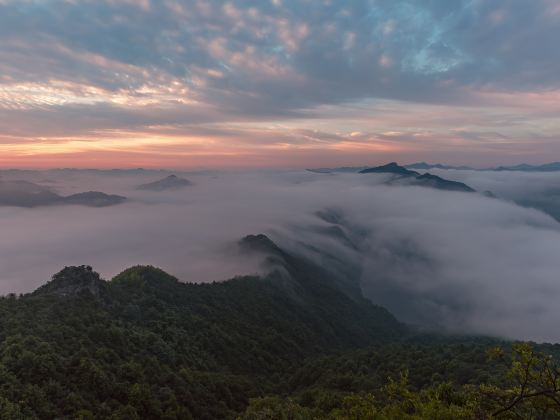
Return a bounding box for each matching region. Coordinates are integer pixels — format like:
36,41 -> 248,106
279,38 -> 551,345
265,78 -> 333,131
0,235 -> 559,419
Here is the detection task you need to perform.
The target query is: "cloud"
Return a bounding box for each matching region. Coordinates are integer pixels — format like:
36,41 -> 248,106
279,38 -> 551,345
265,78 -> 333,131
1,169 -> 560,343
0,0 -> 559,166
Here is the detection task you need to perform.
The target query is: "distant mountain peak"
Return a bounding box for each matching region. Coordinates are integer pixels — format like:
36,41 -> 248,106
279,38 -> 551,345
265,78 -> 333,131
360,162 -> 476,193
137,174 -> 193,191
414,173 -> 475,192
404,161 -> 560,172
63,191 -> 126,207
492,162 -> 560,172
0,180 -> 126,208
405,162 -> 474,170
360,162 -> 419,176
408,161 -> 430,168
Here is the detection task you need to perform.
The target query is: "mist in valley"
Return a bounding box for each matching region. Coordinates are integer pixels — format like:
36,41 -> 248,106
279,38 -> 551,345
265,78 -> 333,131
1,168 -> 560,342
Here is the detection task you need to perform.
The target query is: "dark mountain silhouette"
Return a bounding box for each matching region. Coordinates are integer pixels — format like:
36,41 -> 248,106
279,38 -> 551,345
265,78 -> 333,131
360,162 -> 476,193
412,173 -> 475,192
63,191 -> 126,207
405,162 -> 474,170
405,161 -> 560,172
0,180 -> 126,207
493,162 -> 560,172
360,162 -> 419,176
137,174 -> 193,191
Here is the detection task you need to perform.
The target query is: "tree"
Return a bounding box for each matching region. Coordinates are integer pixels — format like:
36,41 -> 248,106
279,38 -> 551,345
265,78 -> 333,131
482,343 -> 560,418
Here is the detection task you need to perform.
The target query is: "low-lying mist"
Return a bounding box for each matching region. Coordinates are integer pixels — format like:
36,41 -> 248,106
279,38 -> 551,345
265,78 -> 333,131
1,168 -> 560,343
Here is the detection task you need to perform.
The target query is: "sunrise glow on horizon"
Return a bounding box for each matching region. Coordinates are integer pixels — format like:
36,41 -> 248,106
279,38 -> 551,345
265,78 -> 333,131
1,0 -> 560,169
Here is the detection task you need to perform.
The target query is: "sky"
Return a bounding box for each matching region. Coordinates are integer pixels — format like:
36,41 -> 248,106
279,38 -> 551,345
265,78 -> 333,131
0,0 -> 559,169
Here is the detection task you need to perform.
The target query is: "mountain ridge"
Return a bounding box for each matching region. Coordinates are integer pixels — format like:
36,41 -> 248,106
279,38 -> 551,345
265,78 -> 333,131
360,162 -> 419,176
360,162 -> 476,192
3,236 -> 558,418
307,161 -> 560,173
405,161 -> 560,172
30,234 -> 405,348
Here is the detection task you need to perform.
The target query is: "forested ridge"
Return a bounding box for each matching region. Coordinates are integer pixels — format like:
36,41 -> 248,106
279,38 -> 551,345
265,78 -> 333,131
0,235 -> 559,419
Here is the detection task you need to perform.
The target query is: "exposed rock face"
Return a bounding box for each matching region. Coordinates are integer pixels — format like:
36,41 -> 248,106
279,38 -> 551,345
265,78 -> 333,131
33,265 -> 108,298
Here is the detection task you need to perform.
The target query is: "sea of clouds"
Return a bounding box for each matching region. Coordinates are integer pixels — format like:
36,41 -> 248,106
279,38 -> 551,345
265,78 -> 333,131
1,168 -> 560,342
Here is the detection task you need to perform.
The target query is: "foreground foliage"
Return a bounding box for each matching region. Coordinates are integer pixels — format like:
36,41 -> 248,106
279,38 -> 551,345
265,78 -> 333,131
241,344 -> 560,419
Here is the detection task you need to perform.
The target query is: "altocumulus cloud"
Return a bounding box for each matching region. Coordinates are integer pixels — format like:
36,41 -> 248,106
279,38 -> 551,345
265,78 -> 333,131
1,0 -> 560,166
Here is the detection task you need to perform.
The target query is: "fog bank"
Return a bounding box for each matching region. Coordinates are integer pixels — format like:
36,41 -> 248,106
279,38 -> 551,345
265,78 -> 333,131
1,169 -> 560,342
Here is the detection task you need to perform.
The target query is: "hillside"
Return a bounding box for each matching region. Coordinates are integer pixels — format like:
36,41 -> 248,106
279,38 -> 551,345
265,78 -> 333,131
0,236 -> 559,418
0,235 -> 404,419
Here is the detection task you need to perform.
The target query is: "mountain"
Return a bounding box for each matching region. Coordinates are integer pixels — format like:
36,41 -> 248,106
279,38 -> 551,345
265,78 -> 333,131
1,237 -> 559,418
412,173 -> 475,192
63,191 -> 126,207
405,162 -> 474,170
0,180 -> 61,207
0,235 -> 404,418
0,179 -> 126,207
492,162 -> 560,172
137,174 -> 193,191
307,166 -> 368,174
32,265 -> 109,299
360,162 -> 476,193
360,162 -> 419,176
